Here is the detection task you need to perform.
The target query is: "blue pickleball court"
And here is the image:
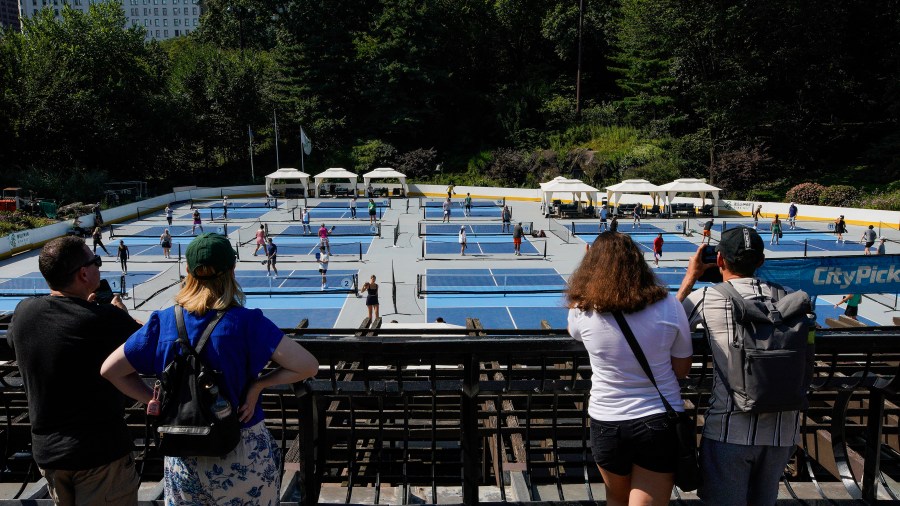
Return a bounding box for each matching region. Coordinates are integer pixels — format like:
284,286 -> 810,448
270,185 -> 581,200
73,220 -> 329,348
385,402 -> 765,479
576,231 -> 699,253
302,199 -> 388,220
421,268 -> 568,329
724,225 -> 867,253
111,236 -> 205,256
424,235 -> 541,256
423,205 -> 503,220
178,208 -> 272,221
237,269 -> 359,328
263,236 -> 373,257
419,222 -> 533,236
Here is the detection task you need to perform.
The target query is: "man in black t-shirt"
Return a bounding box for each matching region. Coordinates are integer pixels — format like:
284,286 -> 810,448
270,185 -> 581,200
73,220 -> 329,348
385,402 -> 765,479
8,236 -> 141,505
702,218 -> 714,245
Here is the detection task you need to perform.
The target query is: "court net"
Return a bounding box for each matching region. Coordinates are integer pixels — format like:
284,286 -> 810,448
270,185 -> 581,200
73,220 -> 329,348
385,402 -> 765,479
236,273 -> 358,295
416,273 -> 567,296
420,197 -> 505,208
132,264 -> 182,310
548,218 -> 572,243
418,221 -> 533,236
0,276 -> 51,296
190,197 -> 278,209
111,224 -> 227,238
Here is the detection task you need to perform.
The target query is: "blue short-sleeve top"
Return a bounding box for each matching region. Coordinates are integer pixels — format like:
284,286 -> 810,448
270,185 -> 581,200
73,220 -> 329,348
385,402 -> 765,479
124,305 -> 283,427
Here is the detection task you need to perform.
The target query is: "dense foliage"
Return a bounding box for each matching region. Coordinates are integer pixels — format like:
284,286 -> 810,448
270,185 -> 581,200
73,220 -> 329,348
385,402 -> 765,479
1,0 -> 899,204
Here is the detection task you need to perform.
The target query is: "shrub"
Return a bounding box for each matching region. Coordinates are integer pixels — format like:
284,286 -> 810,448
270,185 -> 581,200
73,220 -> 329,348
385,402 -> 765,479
858,189 -> 900,211
709,145 -> 771,195
350,140 -> 397,174
486,148 -> 529,186
395,148 -> 438,181
0,211 -> 57,236
818,185 -> 861,207
785,182 -> 826,205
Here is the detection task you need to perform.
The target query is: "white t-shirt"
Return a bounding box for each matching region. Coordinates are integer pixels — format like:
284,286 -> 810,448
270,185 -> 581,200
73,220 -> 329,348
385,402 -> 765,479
568,295 -> 692,421
458,230 -> 466,243
318,253 -> 329,271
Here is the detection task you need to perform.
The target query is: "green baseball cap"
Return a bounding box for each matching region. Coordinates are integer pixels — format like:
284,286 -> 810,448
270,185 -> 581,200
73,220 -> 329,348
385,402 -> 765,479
185,233 -> 236,279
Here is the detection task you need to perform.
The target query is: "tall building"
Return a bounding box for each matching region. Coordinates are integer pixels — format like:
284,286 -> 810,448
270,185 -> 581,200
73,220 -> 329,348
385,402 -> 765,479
0,0 -> 20,30
16,0 -> 201,40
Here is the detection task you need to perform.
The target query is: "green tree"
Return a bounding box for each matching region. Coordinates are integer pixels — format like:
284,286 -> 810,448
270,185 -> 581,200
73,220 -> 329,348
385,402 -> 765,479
165,40 -> 274,181
5,2 -> 168,186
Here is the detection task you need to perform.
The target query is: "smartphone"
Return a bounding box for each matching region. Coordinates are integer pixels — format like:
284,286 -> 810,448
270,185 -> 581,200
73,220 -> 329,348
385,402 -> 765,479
93,279 -> 115,304
698,245 -> 723,283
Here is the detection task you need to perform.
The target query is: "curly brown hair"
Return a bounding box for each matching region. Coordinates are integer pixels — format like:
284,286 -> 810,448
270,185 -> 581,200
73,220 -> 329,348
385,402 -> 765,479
566,232 -> 668,313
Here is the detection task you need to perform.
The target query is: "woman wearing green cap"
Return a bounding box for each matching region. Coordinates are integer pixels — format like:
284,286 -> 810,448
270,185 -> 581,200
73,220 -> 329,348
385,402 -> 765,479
101,233 -> 319,504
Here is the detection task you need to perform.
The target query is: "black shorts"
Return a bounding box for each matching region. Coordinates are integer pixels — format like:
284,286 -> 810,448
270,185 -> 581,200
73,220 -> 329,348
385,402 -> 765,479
268,256 -> 276,265
319,268 -> 327,274
590,412 -> 678,476
366,295 -> 379,306
161,241 -> 171,248
865,241 -> 875,248
845,305 -> 859,317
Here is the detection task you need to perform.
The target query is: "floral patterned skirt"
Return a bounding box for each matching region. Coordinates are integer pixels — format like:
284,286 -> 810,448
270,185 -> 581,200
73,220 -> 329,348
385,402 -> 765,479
163,421 -> 282,505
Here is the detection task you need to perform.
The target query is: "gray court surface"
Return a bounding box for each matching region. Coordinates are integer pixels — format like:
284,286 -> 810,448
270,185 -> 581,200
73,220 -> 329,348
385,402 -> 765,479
0,196 -> 896,327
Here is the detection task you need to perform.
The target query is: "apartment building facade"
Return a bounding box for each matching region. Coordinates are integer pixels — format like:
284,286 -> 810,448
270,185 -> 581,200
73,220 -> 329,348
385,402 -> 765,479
17,0 -> 201,40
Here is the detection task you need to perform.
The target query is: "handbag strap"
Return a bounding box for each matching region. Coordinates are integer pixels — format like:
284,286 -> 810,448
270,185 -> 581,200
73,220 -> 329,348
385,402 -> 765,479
611,311 -> 677,417
174,305 -> 227,357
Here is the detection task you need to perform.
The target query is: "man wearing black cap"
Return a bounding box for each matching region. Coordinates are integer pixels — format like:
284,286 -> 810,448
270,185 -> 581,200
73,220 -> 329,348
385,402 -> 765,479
676,227 -> 801,506
8,236 -> 141,504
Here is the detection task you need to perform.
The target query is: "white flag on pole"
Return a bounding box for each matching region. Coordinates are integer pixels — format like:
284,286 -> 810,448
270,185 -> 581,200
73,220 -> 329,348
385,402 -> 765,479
300,127 -> 312,156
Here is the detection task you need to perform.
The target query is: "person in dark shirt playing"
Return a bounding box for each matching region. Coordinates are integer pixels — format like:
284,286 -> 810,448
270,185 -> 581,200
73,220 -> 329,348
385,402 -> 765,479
701,219 -> 714,245
8,236 -> 141,505
513,222 -> 525,256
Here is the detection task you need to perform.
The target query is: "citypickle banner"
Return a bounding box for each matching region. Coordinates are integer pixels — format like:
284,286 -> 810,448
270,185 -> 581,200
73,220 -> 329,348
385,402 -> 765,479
756,254 -> 900,296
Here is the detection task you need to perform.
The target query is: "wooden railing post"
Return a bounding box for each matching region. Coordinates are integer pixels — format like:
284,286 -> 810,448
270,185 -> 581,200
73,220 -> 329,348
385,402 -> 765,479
462,352 -> 481,505
862,387 -> 885,503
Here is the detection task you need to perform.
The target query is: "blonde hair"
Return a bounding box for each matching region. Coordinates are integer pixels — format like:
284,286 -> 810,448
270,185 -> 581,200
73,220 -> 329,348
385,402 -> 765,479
174,265 -> 245,314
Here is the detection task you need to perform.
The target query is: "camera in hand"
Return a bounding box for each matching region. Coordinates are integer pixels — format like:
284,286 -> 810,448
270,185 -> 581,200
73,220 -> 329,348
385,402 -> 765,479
698,245 -> 723,283
93,279 -> 115,304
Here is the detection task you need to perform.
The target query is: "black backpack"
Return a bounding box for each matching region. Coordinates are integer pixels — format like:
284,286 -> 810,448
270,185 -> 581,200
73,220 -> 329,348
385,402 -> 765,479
153,305 -> 241,457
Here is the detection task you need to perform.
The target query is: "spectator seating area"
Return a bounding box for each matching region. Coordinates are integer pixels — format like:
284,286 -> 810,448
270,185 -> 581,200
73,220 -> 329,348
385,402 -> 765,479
668,202 -> 696,217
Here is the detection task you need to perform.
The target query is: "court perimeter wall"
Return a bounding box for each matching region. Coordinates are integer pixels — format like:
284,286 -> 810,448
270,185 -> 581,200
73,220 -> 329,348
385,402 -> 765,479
410,184 -> 899,233
0,185 -> 263,260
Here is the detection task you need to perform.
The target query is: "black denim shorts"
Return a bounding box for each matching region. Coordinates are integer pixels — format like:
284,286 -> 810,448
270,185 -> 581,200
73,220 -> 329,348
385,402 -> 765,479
590,412 -> 678,476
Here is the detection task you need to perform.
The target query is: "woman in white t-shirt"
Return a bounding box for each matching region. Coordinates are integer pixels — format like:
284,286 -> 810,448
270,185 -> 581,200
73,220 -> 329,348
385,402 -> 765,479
567,232 -> 692,506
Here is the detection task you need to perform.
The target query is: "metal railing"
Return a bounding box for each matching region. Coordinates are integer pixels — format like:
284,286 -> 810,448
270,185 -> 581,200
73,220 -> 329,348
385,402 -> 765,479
1,327 -> 900,504
290,326 -> 900,505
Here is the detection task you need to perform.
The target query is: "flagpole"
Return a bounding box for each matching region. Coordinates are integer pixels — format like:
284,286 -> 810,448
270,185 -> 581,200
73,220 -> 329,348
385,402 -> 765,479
248,125 -> 255,182
273,110 -> 281,171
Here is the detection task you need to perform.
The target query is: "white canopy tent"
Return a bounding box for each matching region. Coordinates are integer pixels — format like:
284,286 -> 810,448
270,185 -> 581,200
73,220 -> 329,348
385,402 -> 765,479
539,178 -> 601,211
313,168 -> 358,197
658,178 -> 722,216
362,167 -> 409,195
265,168 -> 310,197
604,179 -> 664,207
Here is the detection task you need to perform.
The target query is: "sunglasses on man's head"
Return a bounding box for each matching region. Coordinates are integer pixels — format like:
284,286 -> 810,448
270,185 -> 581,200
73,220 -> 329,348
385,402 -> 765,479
70,254 -> 102,274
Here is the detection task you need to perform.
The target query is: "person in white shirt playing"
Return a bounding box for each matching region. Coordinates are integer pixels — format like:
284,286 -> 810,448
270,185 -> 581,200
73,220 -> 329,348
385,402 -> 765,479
458,226 -> 467,256
567,232 -> 692,506
317,246 -> 329,289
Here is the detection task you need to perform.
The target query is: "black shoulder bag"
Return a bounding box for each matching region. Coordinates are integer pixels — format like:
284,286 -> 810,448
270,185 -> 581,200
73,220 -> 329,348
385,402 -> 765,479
154,305 -> 241,457
611,311 -> 702,492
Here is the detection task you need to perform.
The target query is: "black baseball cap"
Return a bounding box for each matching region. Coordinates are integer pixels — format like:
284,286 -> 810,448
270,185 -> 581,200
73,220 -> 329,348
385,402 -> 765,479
716,227 -> 764,263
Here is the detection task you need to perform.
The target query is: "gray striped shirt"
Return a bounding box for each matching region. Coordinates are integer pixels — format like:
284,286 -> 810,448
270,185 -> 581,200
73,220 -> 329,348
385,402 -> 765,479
683,278 -> 800,447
